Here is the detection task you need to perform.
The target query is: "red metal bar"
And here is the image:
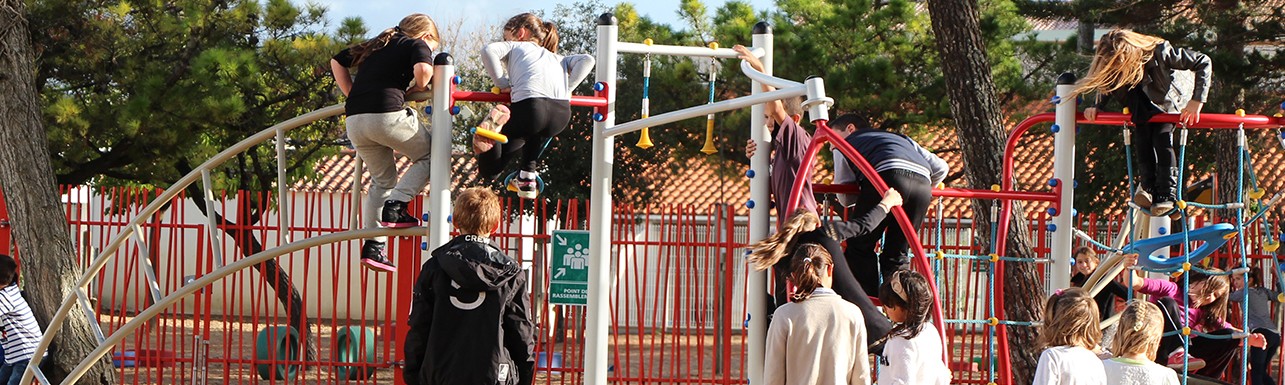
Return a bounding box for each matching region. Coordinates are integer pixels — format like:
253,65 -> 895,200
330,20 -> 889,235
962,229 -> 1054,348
784,121 -> 950,362
813,184 -> 1060,202
450,91 -> 609,108
0,185 -> 9,256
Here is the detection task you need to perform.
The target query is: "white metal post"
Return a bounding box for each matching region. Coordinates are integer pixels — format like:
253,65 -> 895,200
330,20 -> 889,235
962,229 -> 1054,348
746,22 -> 772,385
584,13 -> 618,385
1050,73 -> 1077,292
428,54 -> 454,252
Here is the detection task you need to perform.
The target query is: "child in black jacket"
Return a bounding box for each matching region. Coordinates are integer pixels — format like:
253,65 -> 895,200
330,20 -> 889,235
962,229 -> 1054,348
404,188 -> 535,385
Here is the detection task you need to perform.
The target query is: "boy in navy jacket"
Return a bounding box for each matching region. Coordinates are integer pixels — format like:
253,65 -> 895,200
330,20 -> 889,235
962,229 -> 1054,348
404,188 -> 535,385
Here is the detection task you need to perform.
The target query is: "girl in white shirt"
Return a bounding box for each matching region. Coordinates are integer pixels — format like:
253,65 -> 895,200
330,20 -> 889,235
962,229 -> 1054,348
1034,287 -> 1107,385
477,13 -> 594,198
1102,300 -> 1180,385
874,270 -> 951,385
764,244 -> 870,385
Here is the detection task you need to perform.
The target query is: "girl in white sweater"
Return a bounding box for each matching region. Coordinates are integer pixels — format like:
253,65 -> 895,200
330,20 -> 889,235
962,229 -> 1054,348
1102,300 -> 1179,385
874,270 -> 951,385
1034,287 -> 1107,385
764,244 -> 870,385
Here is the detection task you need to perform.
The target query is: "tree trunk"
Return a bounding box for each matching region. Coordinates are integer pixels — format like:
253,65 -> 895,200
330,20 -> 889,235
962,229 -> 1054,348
1209,0 -> 1245,223
924,0 -> 1044,382
0,1 -> 116,383
1076,19 -> 1095,54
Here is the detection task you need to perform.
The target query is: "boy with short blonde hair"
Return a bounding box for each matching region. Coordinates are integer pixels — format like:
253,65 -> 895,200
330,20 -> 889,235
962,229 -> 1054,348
404,188 -> 535,385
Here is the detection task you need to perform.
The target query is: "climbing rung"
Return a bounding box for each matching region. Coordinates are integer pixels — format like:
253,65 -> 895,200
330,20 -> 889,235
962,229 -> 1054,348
276,127 -> 292,244
28,366 -> 50,385
75,289 -> 106,344
129,224 -> 164,304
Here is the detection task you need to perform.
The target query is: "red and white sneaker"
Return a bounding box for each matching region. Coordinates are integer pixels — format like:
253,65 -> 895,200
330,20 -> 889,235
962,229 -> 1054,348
1166,348 -> 1206,371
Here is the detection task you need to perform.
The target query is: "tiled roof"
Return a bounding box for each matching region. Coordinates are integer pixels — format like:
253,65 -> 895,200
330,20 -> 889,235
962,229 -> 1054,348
293,149 -> 483,194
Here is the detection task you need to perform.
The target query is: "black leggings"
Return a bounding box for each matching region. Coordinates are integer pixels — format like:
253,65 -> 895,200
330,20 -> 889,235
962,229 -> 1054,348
477,97 -> 571,179
843,169 -> 934,294
1131,122 -> 1177,190
1156,297 -> 1240,377
1249,328 -> 1279,385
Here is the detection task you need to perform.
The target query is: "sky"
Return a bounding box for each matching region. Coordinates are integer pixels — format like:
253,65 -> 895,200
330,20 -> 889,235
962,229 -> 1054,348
318,0 -> 777,35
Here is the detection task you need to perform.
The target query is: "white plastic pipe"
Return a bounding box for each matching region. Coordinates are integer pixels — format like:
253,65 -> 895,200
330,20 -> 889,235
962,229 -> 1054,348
1050,75 -> 1076,292
616,42 -> 742,58
428,57 -> 454,252
584,13 -> 619,385
745,24 -> 773,385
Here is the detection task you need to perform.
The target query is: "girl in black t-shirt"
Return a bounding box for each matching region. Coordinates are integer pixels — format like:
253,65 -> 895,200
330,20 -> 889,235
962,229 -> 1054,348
330,13 -> 439,273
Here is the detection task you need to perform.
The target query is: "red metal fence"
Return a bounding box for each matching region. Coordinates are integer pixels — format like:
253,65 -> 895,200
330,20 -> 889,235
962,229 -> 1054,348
0,186 -> 1280,384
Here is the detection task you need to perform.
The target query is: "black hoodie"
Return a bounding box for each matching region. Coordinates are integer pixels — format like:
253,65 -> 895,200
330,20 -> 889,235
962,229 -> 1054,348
404,234 -> 535,385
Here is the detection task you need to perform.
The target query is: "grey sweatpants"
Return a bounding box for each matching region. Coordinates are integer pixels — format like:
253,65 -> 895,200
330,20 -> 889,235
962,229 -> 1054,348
346,108 -> 432,242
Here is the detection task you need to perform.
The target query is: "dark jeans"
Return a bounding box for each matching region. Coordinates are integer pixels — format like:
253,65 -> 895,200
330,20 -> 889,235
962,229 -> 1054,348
843,169 -> 933,294
1249,328 -> 1280,385
0,359 -> 29,385
477,97 -> 572,178
1131,122 -> 1177,197
1156,297 -> 1240,377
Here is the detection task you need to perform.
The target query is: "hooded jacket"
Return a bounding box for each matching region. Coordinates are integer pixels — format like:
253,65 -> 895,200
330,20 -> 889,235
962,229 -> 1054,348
404,234 -> 535,385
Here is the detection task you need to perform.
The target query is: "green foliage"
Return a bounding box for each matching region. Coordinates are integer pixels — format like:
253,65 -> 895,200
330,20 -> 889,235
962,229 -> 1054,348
29,0 -> 347,195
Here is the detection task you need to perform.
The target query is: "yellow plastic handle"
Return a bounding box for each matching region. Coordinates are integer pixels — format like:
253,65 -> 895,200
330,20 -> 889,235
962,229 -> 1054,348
474,128 -> 509,144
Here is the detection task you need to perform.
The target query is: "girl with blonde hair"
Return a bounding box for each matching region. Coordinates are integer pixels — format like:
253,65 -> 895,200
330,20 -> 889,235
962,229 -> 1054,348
1103,300 -> 1180,385
1034,287 -> 1106,384
331,13 -> 441,272
763,244 -> 870,385
1072,29 -> 1211,216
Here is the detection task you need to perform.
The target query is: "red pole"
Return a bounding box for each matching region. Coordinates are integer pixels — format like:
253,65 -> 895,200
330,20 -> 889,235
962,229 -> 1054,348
0,185 -> 10,256
783,122 -> 950,362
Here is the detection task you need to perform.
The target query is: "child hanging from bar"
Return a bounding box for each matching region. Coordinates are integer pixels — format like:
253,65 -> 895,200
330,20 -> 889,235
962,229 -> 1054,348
475,13 -> 595,199
1073,29 -> 1212,217
736,44 -> 896,353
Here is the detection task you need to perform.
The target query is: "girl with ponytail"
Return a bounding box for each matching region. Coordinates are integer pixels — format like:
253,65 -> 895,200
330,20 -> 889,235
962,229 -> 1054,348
476,13 -> 595,198
874,270 -> 951,385
763,244 -> 871,385
330,13 -> 440,273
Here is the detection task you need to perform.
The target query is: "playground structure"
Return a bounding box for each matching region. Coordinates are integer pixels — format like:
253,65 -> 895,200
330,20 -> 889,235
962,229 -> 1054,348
10,10 -> 1285,385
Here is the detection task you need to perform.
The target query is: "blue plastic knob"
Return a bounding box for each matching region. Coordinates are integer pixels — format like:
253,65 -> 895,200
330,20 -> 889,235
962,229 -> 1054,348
422,213 -> 430,221
1047,208 -> 1058,216
447,215 -> 453,223
451,106 -> 461,115
424,106 -> 432,115
1051,96 -> 1062,104
593,113 -> 605,122
452,75 -> 461,85
1050,124 -> 1061,133
746,200 -> 756,209
1159,227 -> 1168,235
1047,224 -> 1057,232
746,170 -> 756,178
1074,180 -> 1080,189
594,82 -> 606,92
1048,179 -> 1059,187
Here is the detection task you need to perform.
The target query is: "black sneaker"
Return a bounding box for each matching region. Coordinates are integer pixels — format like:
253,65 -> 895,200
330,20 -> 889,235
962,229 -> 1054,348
360,240 -> 396,273
380,200 -> 420,228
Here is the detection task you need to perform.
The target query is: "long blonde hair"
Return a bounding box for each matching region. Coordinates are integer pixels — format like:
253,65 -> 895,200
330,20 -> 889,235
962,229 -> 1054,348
1072,29 -> 1165,97
746,210 -> 820,271
346,14 -> 440,68
1110,300 -> 1164,360
1039,287 -> 1101,350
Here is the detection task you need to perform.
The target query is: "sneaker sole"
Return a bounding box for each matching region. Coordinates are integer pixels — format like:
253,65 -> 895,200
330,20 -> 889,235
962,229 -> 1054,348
516,190 -> 539,199
360,259 -> 397,273
380,221 -> 420,229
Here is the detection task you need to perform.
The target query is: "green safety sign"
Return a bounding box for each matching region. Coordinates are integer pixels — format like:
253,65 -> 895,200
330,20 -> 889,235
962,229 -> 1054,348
549,230 -> 590,306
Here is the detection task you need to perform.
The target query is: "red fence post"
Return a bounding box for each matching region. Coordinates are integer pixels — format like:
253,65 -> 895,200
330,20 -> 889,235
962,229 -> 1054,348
0,185 -> 9,256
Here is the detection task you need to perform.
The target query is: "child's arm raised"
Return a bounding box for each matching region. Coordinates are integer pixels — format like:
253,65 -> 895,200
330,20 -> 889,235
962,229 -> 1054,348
733,45 -> 790,125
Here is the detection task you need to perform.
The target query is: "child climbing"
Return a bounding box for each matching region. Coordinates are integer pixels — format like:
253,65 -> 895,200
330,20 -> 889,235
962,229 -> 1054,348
1033,287 -> 1107,385
763,244 -> 870,385
1118,255 -> 1266,376
1231,266 -> 1279,385
477,13 -> 595,199
1073,29 -> 1212,217
1102,300 -> 1180,385
874,270 -> 951,385
737,44 -> 895,353
330,13 -> 440,272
